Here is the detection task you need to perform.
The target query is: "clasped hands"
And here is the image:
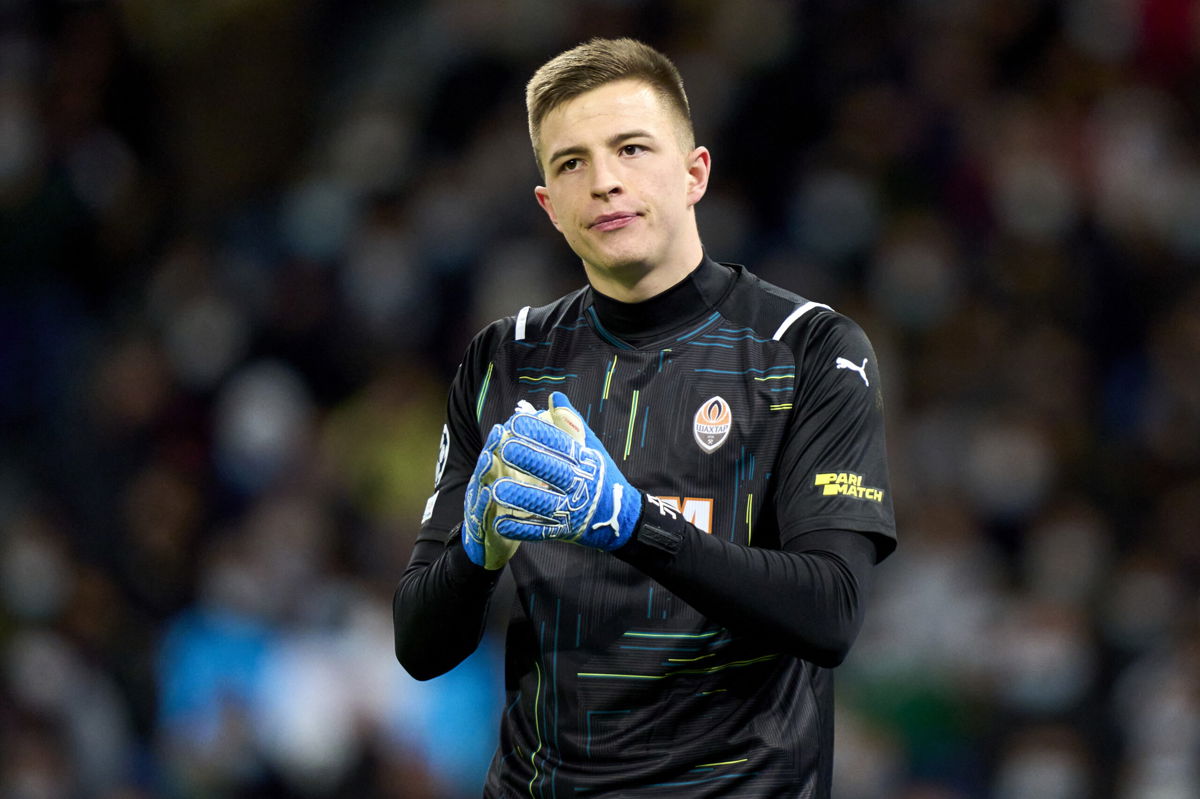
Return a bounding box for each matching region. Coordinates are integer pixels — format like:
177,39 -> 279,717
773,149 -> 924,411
463,391 -> 644,570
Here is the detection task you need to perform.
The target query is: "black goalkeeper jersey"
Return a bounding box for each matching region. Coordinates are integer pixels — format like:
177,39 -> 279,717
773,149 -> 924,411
397,256 -> 896,798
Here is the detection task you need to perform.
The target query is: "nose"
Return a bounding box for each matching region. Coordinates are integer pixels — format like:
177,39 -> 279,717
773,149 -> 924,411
590,157 -> 622,198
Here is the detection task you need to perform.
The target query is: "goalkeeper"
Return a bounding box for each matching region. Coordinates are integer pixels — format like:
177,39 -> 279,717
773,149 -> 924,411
394,38 -> 896,798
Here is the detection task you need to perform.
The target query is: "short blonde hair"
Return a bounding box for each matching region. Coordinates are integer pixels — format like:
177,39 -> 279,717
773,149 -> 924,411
526,37 -> 694,176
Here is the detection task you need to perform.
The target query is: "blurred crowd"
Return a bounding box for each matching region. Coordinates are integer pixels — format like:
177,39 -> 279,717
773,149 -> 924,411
1,0 -> 1198,797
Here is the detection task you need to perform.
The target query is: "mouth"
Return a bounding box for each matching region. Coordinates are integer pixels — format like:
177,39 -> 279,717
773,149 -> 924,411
588,212 -> 639,232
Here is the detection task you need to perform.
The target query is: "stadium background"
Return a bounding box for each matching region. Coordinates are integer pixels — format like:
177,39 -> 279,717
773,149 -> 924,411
1,1 -> 1198,797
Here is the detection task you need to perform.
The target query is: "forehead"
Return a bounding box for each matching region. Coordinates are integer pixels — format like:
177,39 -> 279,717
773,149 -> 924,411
539,79 -> 682,149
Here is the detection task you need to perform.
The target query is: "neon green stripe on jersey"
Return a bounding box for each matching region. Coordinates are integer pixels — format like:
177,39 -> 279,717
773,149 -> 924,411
527,660 -> 543,797
476,362 -> 494,421
602,355 -> 618,399
624,389 -> 639,460
746,493 -> 754,546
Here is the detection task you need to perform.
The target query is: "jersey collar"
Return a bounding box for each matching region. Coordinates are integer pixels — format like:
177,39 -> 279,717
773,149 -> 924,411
587,254 -> 736,347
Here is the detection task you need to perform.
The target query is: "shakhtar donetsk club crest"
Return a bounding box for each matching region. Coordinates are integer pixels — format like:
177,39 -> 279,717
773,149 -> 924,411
693,396 -> 732,453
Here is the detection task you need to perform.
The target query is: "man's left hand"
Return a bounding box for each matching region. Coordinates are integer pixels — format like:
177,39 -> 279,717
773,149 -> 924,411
489,391 -> 643,550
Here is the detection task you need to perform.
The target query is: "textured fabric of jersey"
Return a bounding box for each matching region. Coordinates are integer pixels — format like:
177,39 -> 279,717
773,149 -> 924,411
420,257 -> 896,797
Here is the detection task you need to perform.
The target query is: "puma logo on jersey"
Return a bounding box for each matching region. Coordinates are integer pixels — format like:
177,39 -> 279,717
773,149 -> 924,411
835,357 -> 869,386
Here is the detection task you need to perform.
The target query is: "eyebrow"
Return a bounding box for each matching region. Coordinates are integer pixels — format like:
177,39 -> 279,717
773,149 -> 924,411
547,129 -> 656,166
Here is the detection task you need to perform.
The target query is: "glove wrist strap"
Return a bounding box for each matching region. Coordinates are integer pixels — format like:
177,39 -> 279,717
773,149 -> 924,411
616,494 -> 689,567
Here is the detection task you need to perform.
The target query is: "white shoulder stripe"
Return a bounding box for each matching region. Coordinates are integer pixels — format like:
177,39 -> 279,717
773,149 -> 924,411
772,301 -> 833,341
515,306 -> 531,341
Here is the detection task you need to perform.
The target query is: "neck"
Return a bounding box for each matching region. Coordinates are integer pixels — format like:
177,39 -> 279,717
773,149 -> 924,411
589,254 -> 734,345
581,236 -> 704,304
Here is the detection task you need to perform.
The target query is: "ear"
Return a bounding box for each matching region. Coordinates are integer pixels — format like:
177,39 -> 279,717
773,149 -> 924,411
534,185 -> 562,232
685,146 -> 711,208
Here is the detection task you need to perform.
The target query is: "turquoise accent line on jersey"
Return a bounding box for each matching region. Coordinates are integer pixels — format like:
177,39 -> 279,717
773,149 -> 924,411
578,653 -> 780,680
539,620 -> 551,799
515,319 -> 589,349
476,362 -> 494,421
649,772 -> 759,788
623,630 -> 721,639
716,326 -> 773,342
618,644 -> 702,652
553,598 -> 561,749
656,349 -> 672,372
585,709 -> 631,757
516,367 -> 571,376
646,586 -> 653,618
586,307 -> 634,350
737,450 -> 756,481
702,332 -> 772,343
499,691 -> 524,769
687,341 -> 734,348
640,406 -> 650,448
693,365 -> 793,375
674,311 -> 722,342
769,385 -> 793,391
729,447 -> 742,541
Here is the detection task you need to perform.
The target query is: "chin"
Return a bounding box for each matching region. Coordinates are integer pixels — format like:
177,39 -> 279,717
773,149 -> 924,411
590,244 -> 656,271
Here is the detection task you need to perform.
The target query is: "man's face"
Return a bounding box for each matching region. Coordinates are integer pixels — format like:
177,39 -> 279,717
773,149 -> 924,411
533,79 -> 709,292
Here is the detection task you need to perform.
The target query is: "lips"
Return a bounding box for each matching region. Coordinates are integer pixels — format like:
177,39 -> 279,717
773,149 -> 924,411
588,212 -> 639,232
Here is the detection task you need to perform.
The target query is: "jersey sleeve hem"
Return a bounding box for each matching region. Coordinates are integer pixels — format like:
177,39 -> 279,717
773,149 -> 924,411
780,516 -> 897,560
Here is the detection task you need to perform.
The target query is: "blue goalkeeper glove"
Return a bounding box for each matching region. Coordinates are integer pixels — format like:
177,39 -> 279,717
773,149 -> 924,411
462,424 -> 523,570
490,391 -> 643,550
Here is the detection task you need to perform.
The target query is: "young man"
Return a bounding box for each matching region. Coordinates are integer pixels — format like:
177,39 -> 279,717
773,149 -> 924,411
394,38 -> 896,798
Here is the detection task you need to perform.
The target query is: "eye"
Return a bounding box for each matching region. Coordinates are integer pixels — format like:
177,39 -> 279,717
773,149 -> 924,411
559,158 -> 581,173
620,144 -> 645,156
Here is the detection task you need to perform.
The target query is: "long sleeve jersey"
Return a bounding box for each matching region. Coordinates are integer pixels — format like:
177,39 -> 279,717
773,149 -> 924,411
394,256 -> 896,798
